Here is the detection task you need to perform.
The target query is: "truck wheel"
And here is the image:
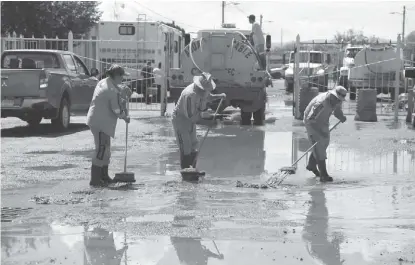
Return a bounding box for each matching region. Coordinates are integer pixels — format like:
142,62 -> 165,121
26,115 -> 42,127
52,97 -> 70,130
349,87 -> 357,100
286,83 -> 294,93
240,110 -> 252,125
339,76 -> 348,89
253,107 -> 265,126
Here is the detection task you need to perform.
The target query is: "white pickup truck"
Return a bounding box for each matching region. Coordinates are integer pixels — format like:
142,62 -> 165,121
1,49 -> 100,130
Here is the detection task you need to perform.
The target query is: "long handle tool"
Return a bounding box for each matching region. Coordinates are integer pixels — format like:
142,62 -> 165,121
268,120 -> 342,186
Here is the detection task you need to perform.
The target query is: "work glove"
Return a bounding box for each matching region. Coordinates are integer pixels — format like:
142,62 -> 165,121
218,254 -> 224,260
340,115 -> 347,123
124,115 -> 130,124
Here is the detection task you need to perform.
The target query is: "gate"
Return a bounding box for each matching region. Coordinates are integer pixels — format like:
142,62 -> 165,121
1,31 -> 173,115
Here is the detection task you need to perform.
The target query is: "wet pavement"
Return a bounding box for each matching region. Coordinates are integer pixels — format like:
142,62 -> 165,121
1,80 -> 415,265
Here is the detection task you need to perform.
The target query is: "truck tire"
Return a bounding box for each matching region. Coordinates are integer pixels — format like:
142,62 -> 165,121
253,107 -> 265,125
339,76 -> 348,89
240,110 -> 252,125
286,83 -> 294,93
52,97 -> 70,130
25,115 -> 42,127
349,87 -> 357,100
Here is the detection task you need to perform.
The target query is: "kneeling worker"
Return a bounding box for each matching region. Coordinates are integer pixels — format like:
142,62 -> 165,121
303,86 -> 347,182
86,64 -> 131,186
172,72 -> 226,174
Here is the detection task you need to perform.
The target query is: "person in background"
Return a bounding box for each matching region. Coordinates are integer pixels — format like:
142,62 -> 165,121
248,14 -> 265,67
141,61 -> 153,104
153,62 -> 165,103
172,72 -> 226,174
86,64 -> 131,187
303,86 -> 347,182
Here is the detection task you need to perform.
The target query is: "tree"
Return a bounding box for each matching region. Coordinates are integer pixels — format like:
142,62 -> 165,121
333,29 -> 371,44
1,1 -> 102,38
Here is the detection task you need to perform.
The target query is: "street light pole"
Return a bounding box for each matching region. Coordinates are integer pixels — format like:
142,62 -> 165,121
222,1 -> 225,25
402,5 -> 406,43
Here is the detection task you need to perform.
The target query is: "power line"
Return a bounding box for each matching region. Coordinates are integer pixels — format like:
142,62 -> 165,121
132,1 -> 204,30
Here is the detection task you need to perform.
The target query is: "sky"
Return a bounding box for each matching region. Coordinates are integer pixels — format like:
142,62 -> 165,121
98,0 -> 415,44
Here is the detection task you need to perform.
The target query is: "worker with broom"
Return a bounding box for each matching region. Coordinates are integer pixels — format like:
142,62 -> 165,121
172,72 -> 226,175
86,64 -> 131,187
303,86 -> 347,182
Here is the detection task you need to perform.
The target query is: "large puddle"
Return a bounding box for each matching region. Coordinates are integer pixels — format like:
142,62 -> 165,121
2,219 -> 414,265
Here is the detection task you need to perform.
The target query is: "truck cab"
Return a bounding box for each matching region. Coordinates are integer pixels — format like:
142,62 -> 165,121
338,45 -> 364,89
283,50 -> 331,93
169,23 -> 272,125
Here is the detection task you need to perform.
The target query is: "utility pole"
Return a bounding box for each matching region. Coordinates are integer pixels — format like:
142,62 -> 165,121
222,1 -> 225,25
260,14 -> 263,29
402,5 -> 406,43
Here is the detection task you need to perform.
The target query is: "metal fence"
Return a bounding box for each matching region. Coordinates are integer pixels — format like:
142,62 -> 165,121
1,31 -> 170,113
289,34 -> 414,120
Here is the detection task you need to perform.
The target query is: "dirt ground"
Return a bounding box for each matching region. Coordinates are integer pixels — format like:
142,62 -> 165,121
1,80 -> 415,265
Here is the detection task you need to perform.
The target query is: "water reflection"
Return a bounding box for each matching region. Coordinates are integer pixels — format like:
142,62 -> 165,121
83,226 -> 127,265
169,191 -> 224,265
302,187 -> 345,265
170,237 -> 224,265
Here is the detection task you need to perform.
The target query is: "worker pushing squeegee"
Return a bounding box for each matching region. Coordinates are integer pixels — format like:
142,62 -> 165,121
172,72 -> 226,176
303,86 -> 348,182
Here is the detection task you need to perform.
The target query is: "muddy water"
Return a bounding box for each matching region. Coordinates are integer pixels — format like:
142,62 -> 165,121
1,81 -> 415,264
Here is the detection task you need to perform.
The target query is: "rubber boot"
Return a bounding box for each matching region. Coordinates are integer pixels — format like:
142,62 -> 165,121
306,155 -> 320,177
190,151 -> 205,176
101,165 -> 115,184
317,160 -> 333,182
90,165 -> 106,187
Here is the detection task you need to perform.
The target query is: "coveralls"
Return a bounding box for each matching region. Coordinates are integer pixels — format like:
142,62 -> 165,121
172,83 -> 208,169
86,78 -> 127,180
303,92 -> 344,161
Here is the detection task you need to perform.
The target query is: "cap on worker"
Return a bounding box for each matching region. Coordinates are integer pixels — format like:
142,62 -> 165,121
106,64 -> 130,77
329,86 -> 347,101
193,72 -> 216,91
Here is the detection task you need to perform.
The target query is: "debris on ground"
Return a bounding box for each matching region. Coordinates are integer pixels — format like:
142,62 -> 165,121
236,180 -> 270,189
30,195 -> 85,205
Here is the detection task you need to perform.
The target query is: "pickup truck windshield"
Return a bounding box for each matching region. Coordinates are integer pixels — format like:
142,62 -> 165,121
1,52 -> 60,69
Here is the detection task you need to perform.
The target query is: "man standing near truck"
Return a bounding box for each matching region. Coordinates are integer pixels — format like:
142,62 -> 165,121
248,14 -> 265,67
141,61 -> 153,104
303,86 -> 347,182
172,72 -> 226,173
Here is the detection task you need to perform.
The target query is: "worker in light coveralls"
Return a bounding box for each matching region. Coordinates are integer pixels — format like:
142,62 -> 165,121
303,86 -> 347,182
86,64 -> 131,187
172,72 -> 226,174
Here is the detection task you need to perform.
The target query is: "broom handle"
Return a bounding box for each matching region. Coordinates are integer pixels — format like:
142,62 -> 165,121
124,96 -> 129,173
194,98 -> 224,168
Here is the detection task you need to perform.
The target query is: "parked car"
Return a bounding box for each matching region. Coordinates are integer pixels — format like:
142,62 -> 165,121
1,49 -> 99,130
270,65 -> 288,79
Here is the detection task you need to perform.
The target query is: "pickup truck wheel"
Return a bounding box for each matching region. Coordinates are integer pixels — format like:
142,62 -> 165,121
26,116 -> 42,127
253,108 -> 265,126
52,97 -> 70,130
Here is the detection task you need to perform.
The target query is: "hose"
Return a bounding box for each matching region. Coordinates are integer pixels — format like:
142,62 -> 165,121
189,37 -> 204,74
